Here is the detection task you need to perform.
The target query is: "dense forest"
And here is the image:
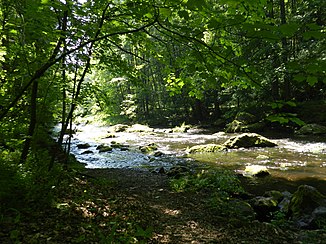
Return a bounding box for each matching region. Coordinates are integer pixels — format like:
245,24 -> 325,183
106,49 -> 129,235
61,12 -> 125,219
1,0 -> 325,242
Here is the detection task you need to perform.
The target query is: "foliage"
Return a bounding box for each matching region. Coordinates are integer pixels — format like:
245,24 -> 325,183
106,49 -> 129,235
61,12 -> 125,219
170,169 -> 244,195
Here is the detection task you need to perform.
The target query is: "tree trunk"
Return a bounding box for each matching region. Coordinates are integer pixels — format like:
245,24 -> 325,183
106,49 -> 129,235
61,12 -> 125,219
20,80 -> 38,163
279,0 -> 291,100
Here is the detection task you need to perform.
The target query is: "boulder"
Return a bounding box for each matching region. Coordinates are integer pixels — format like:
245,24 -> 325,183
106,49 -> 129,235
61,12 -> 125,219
126,124 -> 154,133
295,123 -> 326,135
77,143 -> 91,149
250,196 -> 279,221
187,144 -> 227,153
96,144 -> 113,153
243,165 -> 270,177
288,185 -> 326,229
81,150 -> 93,155
223,133 -> 277,149
108,124 -> 129,132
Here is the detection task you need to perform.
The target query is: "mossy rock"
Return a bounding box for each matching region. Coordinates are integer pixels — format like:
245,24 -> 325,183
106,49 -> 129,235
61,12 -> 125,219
288,185 -> 326,228
243,165 -> 270,177
223,133 -> 277,149
295,123 -> 326,135
139,143 -> 158,153
187,144 -> 226,153
225,120 -> 266,133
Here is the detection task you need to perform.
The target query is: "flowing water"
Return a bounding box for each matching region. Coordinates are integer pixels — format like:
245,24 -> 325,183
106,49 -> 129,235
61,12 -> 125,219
61,124 -> 326,193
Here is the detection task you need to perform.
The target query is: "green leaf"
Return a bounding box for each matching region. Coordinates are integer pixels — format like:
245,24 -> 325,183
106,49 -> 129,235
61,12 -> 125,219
294,74 -> 306,82
289,117 -> 305,126
303,31 -> 324,40
307,76 -> 318,86
285,101 -> 296,107
279,23 -> 299,37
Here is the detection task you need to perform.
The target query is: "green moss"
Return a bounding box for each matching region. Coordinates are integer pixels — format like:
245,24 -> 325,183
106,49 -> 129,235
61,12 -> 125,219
187,144 -> 226,153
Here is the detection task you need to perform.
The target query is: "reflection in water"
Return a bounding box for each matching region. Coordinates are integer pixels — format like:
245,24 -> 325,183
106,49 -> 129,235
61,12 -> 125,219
65,124 -> 326,184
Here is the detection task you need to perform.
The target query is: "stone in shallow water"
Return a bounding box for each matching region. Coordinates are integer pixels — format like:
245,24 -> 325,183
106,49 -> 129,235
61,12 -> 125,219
77,143 -> 91,149
223,133 -> 277,149
187,144 -> 226,153
244,165 -> 270,177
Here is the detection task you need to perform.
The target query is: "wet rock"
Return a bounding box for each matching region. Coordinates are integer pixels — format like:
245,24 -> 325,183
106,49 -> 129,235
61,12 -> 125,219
278,191 -> 292,213
108,124 -> 129,132
96,144 -> 113,153
120,147 -> 129,151
77,143 -> 91,149
111,142 -> 129,149
139,143 -> 158,153
223,133 -> 277,149
244,165 -> 270,177
288,185 -> 326,229
81,150 -> 93,155
295,123 -> 326,135
127,124 -> 154,133
153,151 -> 163,157
187,144 -> 227,153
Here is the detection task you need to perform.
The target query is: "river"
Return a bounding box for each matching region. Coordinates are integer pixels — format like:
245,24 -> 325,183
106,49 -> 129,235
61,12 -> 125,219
61,124 -> 326,194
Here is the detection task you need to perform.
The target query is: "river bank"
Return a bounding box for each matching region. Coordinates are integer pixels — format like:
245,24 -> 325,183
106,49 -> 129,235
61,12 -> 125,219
3,166 -> 325,243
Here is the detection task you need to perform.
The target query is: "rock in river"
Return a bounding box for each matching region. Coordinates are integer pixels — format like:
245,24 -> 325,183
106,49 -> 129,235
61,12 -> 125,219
223,133 -> 277,149
187,144 -> 227,153
295,123 -> 326,135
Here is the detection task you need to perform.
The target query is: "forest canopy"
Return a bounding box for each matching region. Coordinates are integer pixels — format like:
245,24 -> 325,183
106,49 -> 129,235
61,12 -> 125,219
0,0 -> 325,175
